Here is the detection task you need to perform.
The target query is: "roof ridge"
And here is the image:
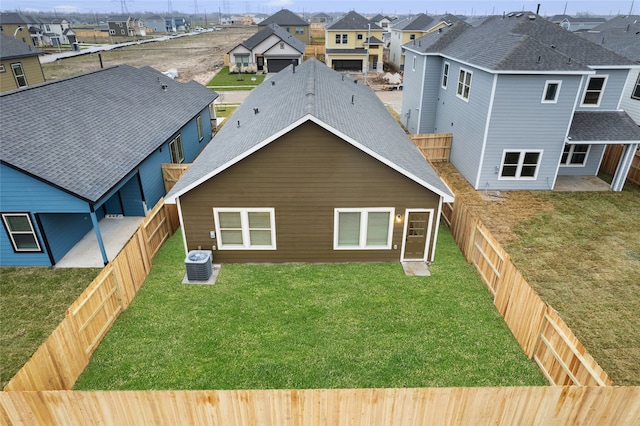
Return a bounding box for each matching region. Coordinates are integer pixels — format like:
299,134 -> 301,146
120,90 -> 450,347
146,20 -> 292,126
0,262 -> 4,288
304,60 -> 316,115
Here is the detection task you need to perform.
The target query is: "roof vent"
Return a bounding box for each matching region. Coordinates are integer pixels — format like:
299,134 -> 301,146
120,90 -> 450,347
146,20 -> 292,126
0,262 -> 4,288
537,56 -> 541,63
271,80 -> 275,86
254,108 -> 259,114
516,12 -> 523,17
351,94 -> 354,104
237,120 -> 240,127
161,84 -> 168,91
508,12 -> 515,17
528,14 -> 536,20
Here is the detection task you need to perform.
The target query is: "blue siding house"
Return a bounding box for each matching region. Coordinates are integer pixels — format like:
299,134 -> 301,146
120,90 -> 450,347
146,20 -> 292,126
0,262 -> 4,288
0,65 -> 217,266
401,12 -> 640,192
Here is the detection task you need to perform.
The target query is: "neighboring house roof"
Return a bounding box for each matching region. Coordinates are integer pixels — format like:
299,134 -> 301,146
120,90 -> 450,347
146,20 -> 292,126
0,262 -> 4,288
327,11 -> 383,31
550,15 -> 608,24
232,23 -> 305,53
0,13 -> 26,25
392,13 -> 434,31
0,65 -> 217,203
569,112 -> 640,142
405,12 -> 634,72
107,15 -> 132,22
258,9 -> 308,27
0,33 -> 42,59
166,58 -> 453,203
312,13 -> 331,19
576,15 -> 640,62
366,35 -> 384,44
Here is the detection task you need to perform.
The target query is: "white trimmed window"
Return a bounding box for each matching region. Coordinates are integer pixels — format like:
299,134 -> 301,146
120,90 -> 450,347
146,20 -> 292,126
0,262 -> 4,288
457,68 -> 472,100
295,26 -> 304,34
11,63 -> 27,87
334,208 -> 394,250
561,144 -> 590,166
581,75 -> 607,106
631,74 -> 640,100
169,134 -> 184,163
442,62 -> 449,88
542,80 -> 561,103
499,150 -> 543,180
412,56 -> 416,71
214,208 -> 276,250
196,115 -> 204,141
2,213 -> 41,252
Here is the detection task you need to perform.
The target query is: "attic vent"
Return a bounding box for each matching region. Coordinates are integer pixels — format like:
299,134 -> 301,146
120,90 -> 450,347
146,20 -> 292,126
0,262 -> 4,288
508,12 -> 515,17
528,14 -> 536,20
516,12 -> 523,17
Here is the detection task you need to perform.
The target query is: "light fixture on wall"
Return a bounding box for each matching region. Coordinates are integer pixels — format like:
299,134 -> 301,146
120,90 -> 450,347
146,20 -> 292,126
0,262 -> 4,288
396,214 -> 402,223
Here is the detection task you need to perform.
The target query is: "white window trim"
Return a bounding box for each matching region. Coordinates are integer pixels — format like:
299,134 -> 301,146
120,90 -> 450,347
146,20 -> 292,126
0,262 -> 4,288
1,213 -> 42,252
442,62 -> 449,89
541,80 -> 562,103
196,115 -> 204,141
333,208 -> 395,250
213,208 -> 276,250
456,67 -> 472,102
631,74 -> 640,101
498,149 -> 543,180
580,75 -> 608,107
11,63 -> 27,87
169,134 -> 184,163
561,144 -> 590,167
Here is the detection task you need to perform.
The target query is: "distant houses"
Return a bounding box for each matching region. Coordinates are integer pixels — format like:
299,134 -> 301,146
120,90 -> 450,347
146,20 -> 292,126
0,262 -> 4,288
0,33 -> 45,91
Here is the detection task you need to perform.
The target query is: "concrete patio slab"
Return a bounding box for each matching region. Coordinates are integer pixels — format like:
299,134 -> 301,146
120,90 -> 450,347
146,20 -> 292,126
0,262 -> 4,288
55,216 -> 145,268
401,261 -> 431,276
553,175 -> 611,192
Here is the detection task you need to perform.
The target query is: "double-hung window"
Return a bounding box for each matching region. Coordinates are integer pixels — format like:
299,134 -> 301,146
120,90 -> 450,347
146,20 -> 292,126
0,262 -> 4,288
499,150 -> 542,179
457,68 -> 472,100
631,74 -> 640,100
295,26 -> 304,34
442,62 -> 449,88
334,208 -> 394,250
196,115 -> 204,141
2,213 -> 41,252
214,208 -> 276,250
542,80 -> 561,103
561,144 -> 589,166
169,134 -> 184,163
581,75 -> 607,106
11,63 -> 27,88
335,33 -> 347,44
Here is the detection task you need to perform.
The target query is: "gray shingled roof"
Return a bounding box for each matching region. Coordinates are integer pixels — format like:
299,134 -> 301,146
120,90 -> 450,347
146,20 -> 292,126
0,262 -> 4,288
0,33 -> 42,60
393,13 -> 434,31
258,9 -> 308,27
166,58 -> 453,202
569,112 -> 640,142
576,15 -> 640,62
327,11 -> 382,31
233,23 -> 305,53
0,65 -> 217,203
405,12 -> 635,71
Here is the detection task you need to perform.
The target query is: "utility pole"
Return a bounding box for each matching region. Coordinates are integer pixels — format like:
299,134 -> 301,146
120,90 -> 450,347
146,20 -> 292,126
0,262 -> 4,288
364,23 -> 371,86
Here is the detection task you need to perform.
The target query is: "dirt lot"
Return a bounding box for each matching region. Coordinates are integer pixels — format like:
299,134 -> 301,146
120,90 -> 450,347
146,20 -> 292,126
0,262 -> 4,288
42,27 -> 259,84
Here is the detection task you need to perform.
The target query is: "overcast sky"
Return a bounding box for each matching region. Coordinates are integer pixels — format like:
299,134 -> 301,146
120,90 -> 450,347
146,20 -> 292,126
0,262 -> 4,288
1,0 -> 637,17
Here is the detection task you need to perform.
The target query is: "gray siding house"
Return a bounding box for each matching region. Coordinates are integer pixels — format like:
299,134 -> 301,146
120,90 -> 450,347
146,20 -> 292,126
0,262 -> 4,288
401,12 -> 640,192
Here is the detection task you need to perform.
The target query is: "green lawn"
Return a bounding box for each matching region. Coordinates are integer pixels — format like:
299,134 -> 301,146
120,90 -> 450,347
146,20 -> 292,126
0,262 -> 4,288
1,267 -> 101,389
75,226 -> 545,390
207,67 -> 266,90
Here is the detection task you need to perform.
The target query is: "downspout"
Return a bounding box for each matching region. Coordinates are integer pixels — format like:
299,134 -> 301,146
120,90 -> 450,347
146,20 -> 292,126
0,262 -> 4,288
89,204 -> 109,265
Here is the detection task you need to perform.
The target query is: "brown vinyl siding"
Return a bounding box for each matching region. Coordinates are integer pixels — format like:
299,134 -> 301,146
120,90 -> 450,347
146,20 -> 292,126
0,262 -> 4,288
179,121 -> 441,263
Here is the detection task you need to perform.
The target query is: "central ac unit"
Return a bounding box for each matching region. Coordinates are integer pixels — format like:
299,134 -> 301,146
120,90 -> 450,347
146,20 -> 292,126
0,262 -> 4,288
185,250 -> 213,281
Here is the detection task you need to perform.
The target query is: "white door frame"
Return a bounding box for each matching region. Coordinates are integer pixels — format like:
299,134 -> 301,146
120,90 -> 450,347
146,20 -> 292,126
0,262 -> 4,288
400,208 -> 434,262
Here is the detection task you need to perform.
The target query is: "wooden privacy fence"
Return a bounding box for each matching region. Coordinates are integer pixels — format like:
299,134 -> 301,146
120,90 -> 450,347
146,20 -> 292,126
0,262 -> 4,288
442,201 -> 612,386
410,133 -> 452,162
3,199 -> 179,392
2,386 -> 639,425
162,163 -> 191,192
600,144 -> 640,187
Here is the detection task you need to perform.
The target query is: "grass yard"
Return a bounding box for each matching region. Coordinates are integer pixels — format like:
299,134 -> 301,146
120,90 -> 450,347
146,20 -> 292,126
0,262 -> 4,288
435,163 -> 640,385
206,67 -> 266,90
0,267 -> 101,388
75,227 -> 545,390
